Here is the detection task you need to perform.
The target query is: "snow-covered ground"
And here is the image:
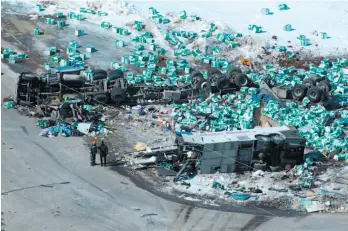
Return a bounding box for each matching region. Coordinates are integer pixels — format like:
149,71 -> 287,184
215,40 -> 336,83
3,0 -> 348,63
130,0 -> 348,57
164,165 -> 348,213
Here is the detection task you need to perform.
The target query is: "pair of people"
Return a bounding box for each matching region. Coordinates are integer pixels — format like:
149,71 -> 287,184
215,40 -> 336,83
90,140 -> 108,167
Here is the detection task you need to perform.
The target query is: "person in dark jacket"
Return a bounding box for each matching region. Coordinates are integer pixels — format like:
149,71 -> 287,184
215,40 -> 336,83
98,140 -> 108,167
90,140 -> 98,166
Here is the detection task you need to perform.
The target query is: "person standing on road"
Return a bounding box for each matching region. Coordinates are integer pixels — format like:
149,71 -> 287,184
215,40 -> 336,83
90,140 -> 98,166
98,140 -> 108,167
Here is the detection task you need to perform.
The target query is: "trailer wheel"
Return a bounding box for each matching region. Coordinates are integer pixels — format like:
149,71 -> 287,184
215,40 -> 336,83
190,71 -> 204,89
93,73 -> 107,80
191,71 -> 204,79
292,84 -> 307,100
226,67 -> 242,82
92,91 -> 110,105
197,79 -> 211,90
92,69 -> 107,79
197,79 -> 212,99
311,74 -> 325,83
317,80 -> 331,93
109,70 -> 124,80
110,87 -> 126,103
21,73 -> 38,81
307,86 -> 323,103
93,69 -> 107,75
303,78 -> 316,88
21,76 -> 38,81
216,77 -> 230,90
235,73 -> 250,87
190,71 -> 204,88
208,68 -> 222,86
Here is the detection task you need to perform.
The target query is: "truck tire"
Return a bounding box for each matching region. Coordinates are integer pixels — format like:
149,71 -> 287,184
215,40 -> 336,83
197,79 -> 212,99
226,67 -> 242,82
20,72 -> 38,81
109,70 -> 124,80
317,80 -> 331,93
303,78 -> 316,88
311,74 -> 325,83
235,73 -> 250,87
110,87 -> 126,103
292,84 -> 307,100
208,68 -> 222,86
93,73 -> 107,80
216,77 -> 230,90
93,69 -> 107,78
21,75 -> 38,81
92,91 -> 110,105
197,79 -> 211,90
307,86 -> 323,103
190,73 -> 204,90
190,71 -> 204,88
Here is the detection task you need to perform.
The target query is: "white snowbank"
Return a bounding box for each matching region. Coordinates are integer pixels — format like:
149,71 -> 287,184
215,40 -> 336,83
4,0 -> 347,61
130,0 -> 348,57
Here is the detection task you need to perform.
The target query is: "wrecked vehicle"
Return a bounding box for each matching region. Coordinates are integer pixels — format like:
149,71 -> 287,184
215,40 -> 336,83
16,68 -> 126,106
178,126 -> 306,174
214,66 -> 347,109
16,64 -> 346,110
15,68 -> 213,107
125,126 -> 307,180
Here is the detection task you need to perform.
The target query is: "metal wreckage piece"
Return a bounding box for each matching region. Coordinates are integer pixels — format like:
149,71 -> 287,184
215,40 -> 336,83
16,64 -> 341,116
124,126 -> 307,180
15,68 -> 203,109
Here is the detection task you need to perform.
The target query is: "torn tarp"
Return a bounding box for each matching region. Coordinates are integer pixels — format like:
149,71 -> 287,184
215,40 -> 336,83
37,119 -> 56,129
40,121 -> 73,137
3,101 -> 16,109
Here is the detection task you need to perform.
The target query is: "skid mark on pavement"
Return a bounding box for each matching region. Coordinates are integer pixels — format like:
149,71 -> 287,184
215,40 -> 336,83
239,215 -> 271,231
188,211 -> 208,231
20,125 -> 29,136
184,206 -> 194,223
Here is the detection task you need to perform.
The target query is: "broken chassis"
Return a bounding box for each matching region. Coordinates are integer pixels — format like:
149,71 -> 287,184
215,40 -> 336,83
15,72 -> 212,107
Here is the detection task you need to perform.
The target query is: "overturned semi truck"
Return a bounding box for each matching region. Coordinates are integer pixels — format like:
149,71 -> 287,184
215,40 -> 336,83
15,65 -> 344,108
15,66 -> 244,106
16,68 -> 192,106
